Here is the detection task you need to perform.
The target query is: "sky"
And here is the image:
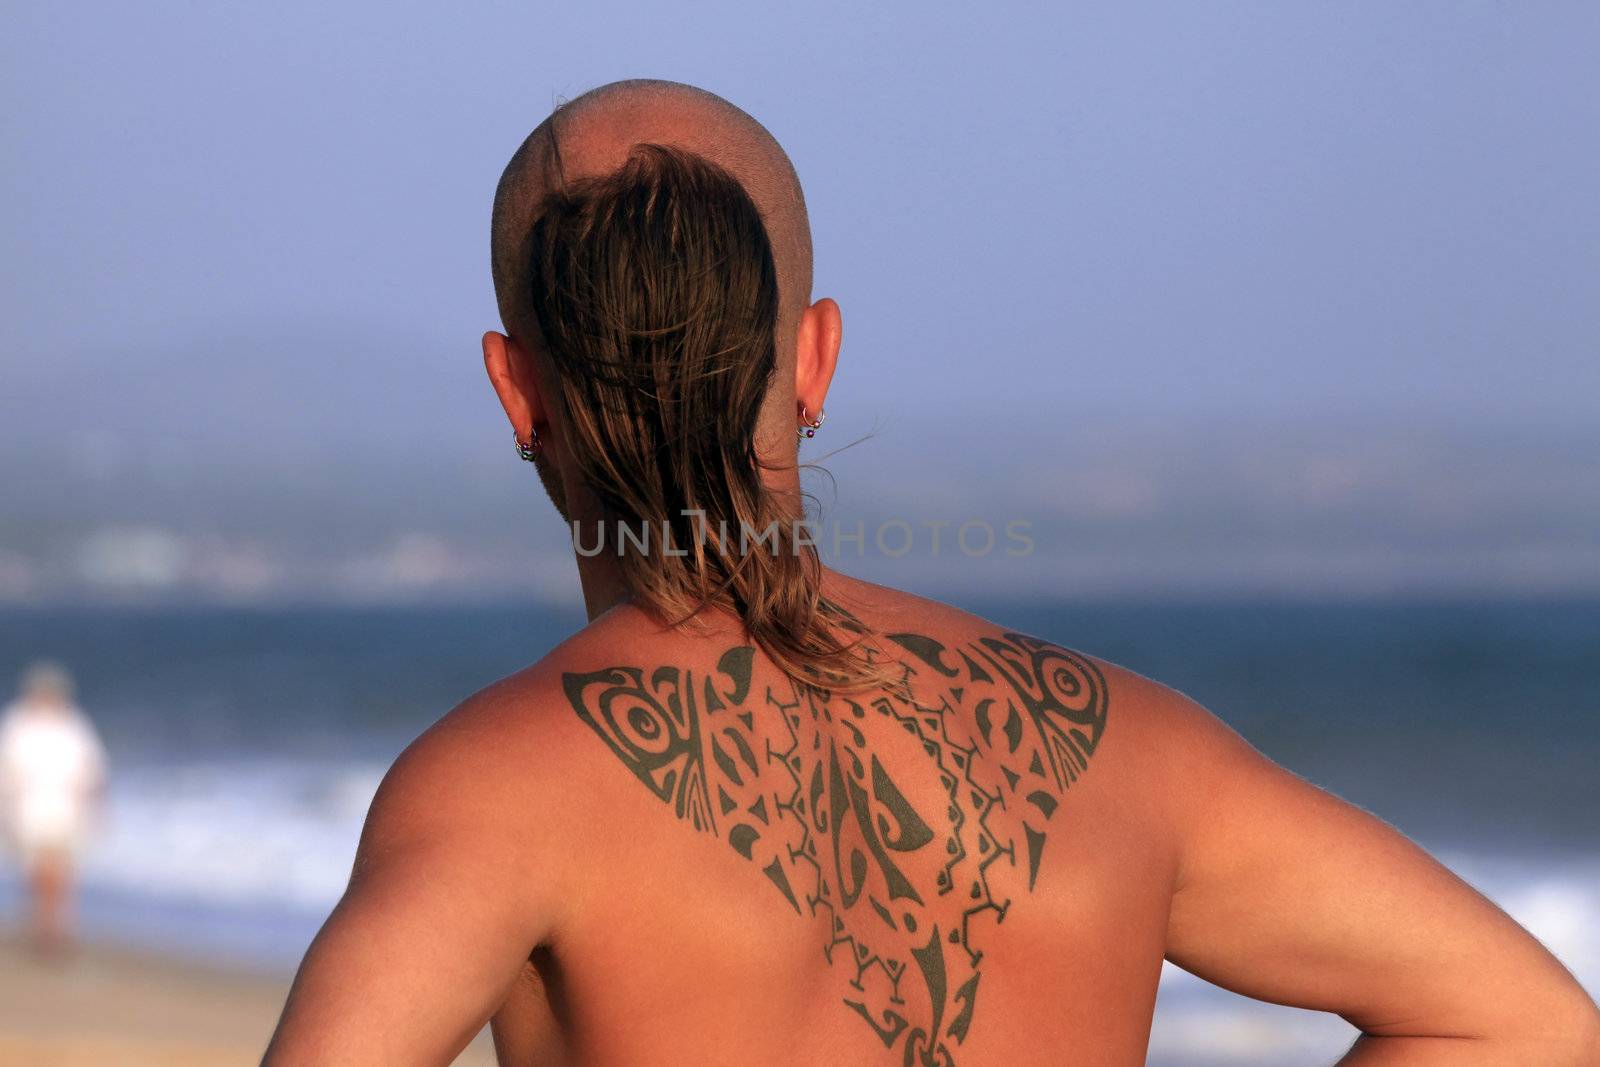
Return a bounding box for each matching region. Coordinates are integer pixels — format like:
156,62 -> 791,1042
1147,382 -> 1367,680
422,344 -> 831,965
1,1 -> 1597,604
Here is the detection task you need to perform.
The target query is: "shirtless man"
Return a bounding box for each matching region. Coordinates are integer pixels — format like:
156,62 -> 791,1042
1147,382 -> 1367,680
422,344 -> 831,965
265,80 -> 1599,1065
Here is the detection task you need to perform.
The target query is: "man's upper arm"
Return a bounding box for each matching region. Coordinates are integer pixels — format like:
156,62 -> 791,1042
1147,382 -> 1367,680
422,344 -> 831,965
1141,679 -> 1598,1057
265,692 -> 566,1066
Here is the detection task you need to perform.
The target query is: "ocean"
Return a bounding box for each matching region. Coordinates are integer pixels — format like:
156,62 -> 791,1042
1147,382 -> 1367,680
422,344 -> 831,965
1,599 -> 1595,1064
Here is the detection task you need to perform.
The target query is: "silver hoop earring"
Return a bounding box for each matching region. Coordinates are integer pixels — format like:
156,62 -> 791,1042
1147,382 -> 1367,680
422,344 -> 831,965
515,429 -> 541,462
797,405 -> 826,440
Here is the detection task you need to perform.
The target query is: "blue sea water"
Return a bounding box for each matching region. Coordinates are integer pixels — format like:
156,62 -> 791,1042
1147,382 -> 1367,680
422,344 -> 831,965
0,599 -> 1595,1064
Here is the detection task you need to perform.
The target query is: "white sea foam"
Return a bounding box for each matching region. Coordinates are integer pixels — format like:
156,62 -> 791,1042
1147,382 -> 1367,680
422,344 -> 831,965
77,757 -> 384,912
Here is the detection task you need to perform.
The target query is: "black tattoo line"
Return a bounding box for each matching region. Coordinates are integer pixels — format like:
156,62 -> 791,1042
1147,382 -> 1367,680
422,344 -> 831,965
562,626 -> 1109,1065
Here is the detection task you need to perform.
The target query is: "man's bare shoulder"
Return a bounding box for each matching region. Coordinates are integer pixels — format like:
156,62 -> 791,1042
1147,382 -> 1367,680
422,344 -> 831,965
841,577 -> 1220,722
413,602 -> 673,745
836,576 -> 1254,803
357,610 -> 660,876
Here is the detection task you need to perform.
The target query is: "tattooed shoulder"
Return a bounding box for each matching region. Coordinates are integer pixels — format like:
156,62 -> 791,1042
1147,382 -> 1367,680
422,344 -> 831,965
560,625 -> 1110,1065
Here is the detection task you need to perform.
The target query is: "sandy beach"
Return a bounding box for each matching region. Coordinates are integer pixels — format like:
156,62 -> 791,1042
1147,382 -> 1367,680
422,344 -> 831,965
0,935 -> 497,1066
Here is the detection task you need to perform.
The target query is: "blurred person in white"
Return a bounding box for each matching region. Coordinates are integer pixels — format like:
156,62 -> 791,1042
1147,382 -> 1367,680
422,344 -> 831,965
0,661 -> 106,956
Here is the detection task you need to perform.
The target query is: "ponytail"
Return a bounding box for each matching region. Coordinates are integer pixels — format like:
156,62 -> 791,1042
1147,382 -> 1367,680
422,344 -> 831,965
526,144 -> 883,689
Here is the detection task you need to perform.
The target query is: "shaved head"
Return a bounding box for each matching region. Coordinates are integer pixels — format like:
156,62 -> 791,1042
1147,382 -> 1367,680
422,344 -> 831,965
491,80 -> 813,351
481,81 -> 858,683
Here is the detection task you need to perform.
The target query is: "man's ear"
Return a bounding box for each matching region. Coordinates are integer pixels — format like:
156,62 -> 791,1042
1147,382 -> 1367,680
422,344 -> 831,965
483,331 -> 546,443
794,297 -> 841,422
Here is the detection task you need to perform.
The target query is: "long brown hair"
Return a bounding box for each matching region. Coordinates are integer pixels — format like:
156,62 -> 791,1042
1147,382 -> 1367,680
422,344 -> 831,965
526,144 -> 882,688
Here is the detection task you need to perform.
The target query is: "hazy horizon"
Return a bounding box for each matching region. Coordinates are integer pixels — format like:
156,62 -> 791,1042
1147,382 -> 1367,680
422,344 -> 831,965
3,2 -> 1596,605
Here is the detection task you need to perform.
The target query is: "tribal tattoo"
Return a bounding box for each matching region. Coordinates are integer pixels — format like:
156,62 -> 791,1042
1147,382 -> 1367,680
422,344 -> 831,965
561,622 -> 1109,1065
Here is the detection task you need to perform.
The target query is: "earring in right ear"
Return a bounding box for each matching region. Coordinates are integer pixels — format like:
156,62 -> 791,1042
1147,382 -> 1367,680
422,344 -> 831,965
514,428 -> 542,462
797,405 -> 826,440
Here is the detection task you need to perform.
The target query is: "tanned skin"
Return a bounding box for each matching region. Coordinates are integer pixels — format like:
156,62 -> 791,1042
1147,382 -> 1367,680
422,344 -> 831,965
265,81 -> 1600,1065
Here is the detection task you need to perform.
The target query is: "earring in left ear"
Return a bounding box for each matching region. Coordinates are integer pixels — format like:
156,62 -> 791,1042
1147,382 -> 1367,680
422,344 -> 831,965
798,405 -> 826,440
514,428 -> 542,462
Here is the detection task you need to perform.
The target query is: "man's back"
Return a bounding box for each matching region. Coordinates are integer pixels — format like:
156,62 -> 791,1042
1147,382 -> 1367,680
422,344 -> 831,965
267,575 -> 1598,1065
487,581 -> 1172,1065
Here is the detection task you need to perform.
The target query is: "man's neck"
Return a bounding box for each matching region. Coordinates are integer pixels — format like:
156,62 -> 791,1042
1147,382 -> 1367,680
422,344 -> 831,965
565,471 -> 815,624
573,548 -> 634,622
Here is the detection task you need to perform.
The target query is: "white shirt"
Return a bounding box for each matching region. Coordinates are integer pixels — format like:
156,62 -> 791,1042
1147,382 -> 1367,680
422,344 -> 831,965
0,700 -> 107,851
